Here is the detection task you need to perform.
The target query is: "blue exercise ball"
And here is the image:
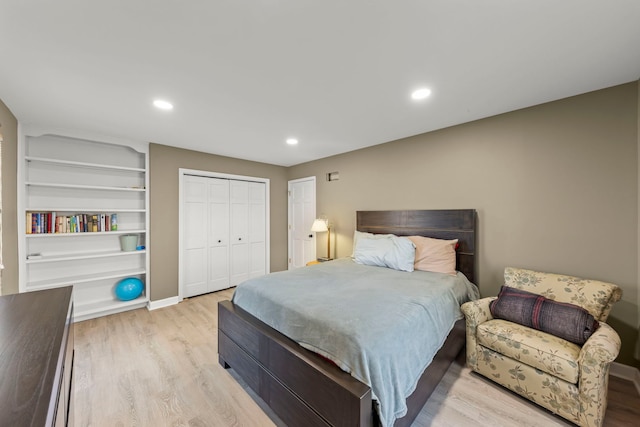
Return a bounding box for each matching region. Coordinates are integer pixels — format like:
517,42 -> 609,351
115,277 -> 144,301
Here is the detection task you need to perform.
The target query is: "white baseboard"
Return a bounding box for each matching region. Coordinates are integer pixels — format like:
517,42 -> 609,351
147,296 -> 180,311
610,361 -> 640,396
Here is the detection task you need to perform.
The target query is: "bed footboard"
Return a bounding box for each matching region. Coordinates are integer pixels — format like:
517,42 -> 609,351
218,300 -> 465,427
396,318 -> 465,427
218,300 -> 373,427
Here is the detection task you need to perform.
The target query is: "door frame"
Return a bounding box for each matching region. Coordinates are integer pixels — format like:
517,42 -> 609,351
178,168 -> 270,301
287,176 -> 316,270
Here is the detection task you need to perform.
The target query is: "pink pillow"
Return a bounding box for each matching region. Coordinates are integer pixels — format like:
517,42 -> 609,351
407,236 -> 458,275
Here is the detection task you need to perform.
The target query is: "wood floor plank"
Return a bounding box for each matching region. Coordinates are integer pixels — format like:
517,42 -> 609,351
74,289 -> 640,426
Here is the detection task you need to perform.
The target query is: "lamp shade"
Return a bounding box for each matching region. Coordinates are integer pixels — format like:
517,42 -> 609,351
311,219 -> 328,232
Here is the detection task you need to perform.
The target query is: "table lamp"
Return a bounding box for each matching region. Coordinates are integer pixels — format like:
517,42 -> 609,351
311,218 -> 331,260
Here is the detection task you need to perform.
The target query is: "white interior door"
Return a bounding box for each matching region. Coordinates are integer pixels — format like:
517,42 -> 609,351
288,177 -> 316,269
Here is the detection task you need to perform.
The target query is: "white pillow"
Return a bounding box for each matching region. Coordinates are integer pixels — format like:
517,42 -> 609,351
351,230 -> 389,257
354,234 -> 415,272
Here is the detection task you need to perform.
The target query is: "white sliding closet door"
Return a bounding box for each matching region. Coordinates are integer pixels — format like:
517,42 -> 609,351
208,178 -> 230,292
182,174 -> 266,298
248,182 -> 267,279
229,180 -> 267,285
230,181 -> 249,286
183,175 -> 212,297
184,176 -> 231,297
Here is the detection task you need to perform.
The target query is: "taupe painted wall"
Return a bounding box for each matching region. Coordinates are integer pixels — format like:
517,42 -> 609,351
0,99 -> 18,295
1,83 -> 638,366
637,81 -> 640,361
149,144 -> 288,301
289,82 -> 640,366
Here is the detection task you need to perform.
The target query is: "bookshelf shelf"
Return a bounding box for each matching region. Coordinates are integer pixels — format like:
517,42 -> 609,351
25,156 -> 146,172
27,269 -> 147,290
26,250 -> 146,264
75,295 -> 148,322
26,182 -> 146,192
19,129 -> 150,321
26,229 -> 147,238
26,208 -> 146,213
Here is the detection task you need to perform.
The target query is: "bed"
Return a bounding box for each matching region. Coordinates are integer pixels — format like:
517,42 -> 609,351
218,209 -> 478,426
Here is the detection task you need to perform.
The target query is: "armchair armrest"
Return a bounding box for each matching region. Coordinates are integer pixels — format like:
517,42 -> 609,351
460,297 -> 496,370
461,297 -> 496,327
579,322 -> 621,367
577,322 -> 621,427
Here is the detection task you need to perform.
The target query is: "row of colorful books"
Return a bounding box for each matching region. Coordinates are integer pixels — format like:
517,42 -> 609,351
27,212 -> 118,234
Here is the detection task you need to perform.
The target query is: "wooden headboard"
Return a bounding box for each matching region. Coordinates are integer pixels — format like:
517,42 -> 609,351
356,209 -> 478,284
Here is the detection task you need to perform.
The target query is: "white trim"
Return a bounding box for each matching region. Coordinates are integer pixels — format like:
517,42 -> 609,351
147,296 -> 180,311
73,298 -> 148,322
178,170 -> 185,303
17,123 -> 26,293
144,146 -> 151,303
17,123 -> 151,296
180,168 -> 269,183
20,124 -> 149,153
178,168 -> 270,301
610,361 -> 640,396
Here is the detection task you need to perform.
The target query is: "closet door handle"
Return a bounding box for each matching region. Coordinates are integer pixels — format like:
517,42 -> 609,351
238,237 -> 242,241
308,234 -> 313,238
218,240 -> 222,243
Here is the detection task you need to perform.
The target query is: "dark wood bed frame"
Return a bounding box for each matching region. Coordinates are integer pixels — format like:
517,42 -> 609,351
218,209 -> 477,427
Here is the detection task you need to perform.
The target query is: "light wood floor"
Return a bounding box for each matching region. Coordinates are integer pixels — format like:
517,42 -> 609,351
74,289 -> 640,426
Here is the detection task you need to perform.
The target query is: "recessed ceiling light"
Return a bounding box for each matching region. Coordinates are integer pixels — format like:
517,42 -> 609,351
286,138 -> 298,145
411,88 -> 432,100
153,99 -> 174,110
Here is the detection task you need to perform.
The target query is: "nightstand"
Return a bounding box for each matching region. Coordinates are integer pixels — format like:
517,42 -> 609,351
306,258 -> 331,266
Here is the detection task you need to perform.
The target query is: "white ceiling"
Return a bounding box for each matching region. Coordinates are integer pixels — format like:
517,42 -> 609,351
1,1 -> 640,167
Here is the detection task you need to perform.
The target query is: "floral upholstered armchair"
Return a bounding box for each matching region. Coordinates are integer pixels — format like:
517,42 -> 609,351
461,267 -> 622,427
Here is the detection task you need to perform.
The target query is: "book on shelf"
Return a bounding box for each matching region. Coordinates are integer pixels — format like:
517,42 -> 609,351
26,211 -> 123,234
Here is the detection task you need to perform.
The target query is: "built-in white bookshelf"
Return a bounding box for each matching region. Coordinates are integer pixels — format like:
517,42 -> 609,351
18,127 -> 150,321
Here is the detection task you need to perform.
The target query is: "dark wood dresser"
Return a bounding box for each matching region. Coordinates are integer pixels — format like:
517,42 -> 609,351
0,286 -> 74,427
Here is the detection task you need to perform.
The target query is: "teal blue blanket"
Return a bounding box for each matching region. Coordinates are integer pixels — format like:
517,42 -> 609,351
232,258 -> 479,426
